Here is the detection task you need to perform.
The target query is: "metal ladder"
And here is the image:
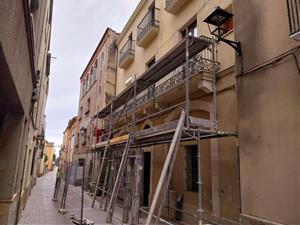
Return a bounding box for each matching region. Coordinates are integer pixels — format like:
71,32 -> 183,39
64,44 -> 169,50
145,110 -> 185,225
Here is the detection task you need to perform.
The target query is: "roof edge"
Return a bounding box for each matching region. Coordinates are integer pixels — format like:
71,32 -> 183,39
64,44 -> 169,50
80,27 -> 118,80
116,0 -> 147,45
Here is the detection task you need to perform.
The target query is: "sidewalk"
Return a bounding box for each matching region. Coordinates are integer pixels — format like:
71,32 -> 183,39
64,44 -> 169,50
18,169 -> 123,225
18,169 -> 73,225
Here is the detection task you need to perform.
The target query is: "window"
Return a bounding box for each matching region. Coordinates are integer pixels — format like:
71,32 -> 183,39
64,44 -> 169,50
222,4 -> 233,35
85,77 -> 88,91
86,98 -> 91,114
90,70 -> 94,87
79,106 -> 83,119
82,81 -> 85,95
147,57 -> 156,68
30,148 -> 36,175
185,145 -> 199,192
182,20 -> 198,38
146,57 -> 156,97
76,133 -> 79,147
149,3 -> 155,20
88,73 -> 91,88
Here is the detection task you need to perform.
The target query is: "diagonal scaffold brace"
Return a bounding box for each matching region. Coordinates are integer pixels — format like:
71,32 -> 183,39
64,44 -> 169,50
91,87 -> 134,209
145,110 -> 186,225
106,79 -> 137,223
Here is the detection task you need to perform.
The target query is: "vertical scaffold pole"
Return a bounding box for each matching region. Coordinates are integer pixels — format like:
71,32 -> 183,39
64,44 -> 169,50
106,79 -> 137,223
212,42 -> 217,131
145,110 -> 185,225
197,128 -> 203,225
100,155 -> 111,209
91,101 -> 114,208
185,28 -> 190,127
130,147 -> 143,225
122,157 -> 132,223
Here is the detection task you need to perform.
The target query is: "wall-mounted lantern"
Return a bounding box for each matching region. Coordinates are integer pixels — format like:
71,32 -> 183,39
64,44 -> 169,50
80,126 -> 87,137
204,6 -> 241,55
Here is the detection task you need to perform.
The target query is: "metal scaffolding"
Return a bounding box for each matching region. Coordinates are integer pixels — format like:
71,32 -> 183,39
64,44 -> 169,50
90,34 -> 237,225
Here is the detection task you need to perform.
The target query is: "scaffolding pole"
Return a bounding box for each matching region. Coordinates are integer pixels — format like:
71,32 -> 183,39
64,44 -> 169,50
130,148 -> 143,224
197,127 -> 203,225
106,80 -> 137,223
91,102 -> 114,208
212,42 -> 217,131
145,110 -> 185,225
185,29 -> 190,127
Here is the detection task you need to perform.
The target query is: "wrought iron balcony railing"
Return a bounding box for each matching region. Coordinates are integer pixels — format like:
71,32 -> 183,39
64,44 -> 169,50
112,46 -> 220,119
287,0 -> 300,36
119,39 -> 135,67
166,0 -> 174,8
137,7 -> 160,44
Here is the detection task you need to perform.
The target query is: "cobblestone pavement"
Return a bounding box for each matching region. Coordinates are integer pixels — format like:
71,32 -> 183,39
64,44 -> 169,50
18,168 -> 123,225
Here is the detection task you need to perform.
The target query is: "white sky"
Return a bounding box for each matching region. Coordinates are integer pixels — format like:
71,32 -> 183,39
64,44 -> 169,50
45,0 -> 140,147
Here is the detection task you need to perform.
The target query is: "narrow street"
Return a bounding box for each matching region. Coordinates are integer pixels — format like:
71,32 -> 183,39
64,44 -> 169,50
18,169 -> 123,225
1,1 -> 299,225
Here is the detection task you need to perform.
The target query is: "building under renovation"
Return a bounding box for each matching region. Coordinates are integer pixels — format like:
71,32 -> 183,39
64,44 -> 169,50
61,0 -> 299,225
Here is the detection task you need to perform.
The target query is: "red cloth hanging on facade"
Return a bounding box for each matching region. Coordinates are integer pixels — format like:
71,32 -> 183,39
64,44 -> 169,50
96,128 -> 103,143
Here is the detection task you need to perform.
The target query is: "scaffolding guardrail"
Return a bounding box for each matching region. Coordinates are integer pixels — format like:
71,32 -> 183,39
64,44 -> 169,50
112,48 -> 220,118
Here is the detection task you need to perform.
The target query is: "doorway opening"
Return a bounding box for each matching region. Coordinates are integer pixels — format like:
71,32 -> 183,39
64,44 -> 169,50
143,151 -> 151,206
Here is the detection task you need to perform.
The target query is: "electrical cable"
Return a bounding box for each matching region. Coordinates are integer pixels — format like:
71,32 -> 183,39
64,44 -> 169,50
237,46 -> 300,77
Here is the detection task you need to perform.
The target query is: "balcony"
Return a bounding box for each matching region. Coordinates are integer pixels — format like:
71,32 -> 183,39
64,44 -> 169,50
165,0 -> 190,14
287,0 -> 300,40
137,8 -> 160,47
119,39 -> 135,69
112,47 -> 220,118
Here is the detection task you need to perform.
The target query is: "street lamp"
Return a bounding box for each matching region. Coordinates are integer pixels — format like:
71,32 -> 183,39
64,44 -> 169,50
80,126 -> 87,137
204,6 -> 241,55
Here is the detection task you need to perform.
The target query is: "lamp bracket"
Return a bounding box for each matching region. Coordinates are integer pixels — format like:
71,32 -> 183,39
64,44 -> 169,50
219,38 -> 241,55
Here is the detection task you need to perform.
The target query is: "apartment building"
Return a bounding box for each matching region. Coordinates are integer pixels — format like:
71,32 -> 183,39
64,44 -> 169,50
60,116 -> 79,184
44,141 -> 55,172
0,0 -> 53,224
70,28 -> 119,186
92,0 -> 238,224
91,0 -> 300,225
22,0 -> 53,206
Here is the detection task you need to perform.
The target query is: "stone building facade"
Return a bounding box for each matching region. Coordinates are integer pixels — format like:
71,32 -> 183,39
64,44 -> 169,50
0,0 -> 53,224
65,28 -> 119,186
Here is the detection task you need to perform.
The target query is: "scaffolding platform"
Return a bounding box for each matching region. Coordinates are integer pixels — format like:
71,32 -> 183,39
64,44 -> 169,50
97,36 -> 214,119
90,33 -> 239,225
92,119 -> 236,151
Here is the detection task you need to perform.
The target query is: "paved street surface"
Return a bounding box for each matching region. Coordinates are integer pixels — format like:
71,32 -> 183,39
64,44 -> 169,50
18,168 -> 123,225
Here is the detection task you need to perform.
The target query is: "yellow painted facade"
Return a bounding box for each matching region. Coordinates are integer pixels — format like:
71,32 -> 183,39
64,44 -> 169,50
44,142 -> 55,172
103,0 -> 240,224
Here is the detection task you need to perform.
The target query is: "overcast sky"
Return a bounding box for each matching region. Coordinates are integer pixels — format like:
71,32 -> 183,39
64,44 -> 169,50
45,0 -> 140,148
